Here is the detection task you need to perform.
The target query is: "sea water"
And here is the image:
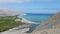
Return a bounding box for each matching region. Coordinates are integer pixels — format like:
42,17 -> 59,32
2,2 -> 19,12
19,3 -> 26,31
21,13 -> 54,33
23,13 -> 53,23
22,13 -> 54,33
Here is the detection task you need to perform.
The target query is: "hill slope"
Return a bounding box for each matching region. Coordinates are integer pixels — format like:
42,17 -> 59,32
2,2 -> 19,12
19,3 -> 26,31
0,10 -> 22,16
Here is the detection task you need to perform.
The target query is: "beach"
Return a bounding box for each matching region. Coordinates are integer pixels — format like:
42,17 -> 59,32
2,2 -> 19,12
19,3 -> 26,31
21,18 -> 39,24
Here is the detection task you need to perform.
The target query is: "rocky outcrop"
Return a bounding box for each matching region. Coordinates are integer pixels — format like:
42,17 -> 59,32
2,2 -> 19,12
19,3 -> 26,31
32,12 -> 60,33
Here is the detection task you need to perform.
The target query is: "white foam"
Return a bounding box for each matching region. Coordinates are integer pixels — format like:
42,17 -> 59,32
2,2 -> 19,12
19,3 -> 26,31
24,14 -> 27,16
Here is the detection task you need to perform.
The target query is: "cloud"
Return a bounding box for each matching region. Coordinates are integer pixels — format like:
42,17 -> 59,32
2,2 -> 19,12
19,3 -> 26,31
0,0 -> 32,3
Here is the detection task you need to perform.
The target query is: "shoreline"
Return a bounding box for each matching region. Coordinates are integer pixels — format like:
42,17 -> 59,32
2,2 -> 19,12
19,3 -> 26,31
21,18 -> 39,24
0,18 -> 40,34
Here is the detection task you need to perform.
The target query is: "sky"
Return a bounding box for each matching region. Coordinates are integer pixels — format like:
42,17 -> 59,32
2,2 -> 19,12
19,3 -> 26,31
0,0 -> 60,13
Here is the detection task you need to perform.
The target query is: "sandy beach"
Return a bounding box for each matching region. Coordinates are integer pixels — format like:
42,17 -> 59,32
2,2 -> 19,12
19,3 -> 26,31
21,18 -> 39,24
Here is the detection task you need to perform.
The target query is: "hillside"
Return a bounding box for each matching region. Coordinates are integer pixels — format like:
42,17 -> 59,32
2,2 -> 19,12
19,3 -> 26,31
32,12 -> 60,32
0,16 -> 26,32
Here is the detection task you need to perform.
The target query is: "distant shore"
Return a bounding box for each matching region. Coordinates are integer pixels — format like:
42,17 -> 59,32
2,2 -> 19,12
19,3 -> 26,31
21,18 -> 39,24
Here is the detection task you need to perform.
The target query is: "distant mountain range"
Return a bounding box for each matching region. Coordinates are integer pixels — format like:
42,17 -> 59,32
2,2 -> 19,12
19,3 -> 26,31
0,9 -> 23,17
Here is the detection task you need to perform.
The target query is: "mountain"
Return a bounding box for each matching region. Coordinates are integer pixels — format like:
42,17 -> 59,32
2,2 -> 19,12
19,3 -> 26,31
0,9 -> 22,17
32,12 -> 60,33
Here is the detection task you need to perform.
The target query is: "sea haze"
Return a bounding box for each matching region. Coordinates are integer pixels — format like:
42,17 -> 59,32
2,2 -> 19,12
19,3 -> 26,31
23,13 -> 54,23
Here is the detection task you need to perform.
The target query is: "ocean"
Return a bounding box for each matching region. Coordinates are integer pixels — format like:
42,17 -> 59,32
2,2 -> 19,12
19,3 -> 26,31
19,13 -> 54,33
23,13 -> 53,24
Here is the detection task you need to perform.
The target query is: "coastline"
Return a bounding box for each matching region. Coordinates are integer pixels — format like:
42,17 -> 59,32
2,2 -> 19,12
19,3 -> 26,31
0,18 -> 39,34
21,18 -> 39,24
0,13 -> 55,34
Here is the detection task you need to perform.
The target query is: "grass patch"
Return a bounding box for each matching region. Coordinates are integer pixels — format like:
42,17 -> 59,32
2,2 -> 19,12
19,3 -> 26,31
0,16 -> 25,32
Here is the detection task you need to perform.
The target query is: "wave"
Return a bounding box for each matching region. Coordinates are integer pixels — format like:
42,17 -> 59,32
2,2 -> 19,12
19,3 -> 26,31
23,14 -> 27,16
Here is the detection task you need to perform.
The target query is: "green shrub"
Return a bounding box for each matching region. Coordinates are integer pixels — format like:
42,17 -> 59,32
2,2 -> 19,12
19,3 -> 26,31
0,16 -> 25,32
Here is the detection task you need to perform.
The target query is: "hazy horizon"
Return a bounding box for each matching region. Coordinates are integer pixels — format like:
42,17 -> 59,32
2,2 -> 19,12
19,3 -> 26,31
0,0 -> 60,13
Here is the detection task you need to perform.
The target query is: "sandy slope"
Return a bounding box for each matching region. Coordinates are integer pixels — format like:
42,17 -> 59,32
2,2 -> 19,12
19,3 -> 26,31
0,28 -> 29,34
31,28 -> 60,34
0,25 -> 30,34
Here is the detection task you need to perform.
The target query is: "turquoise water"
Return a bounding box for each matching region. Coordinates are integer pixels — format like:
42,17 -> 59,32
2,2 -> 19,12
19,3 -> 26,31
23,13 -> 53,24
19,13 -> 54,33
